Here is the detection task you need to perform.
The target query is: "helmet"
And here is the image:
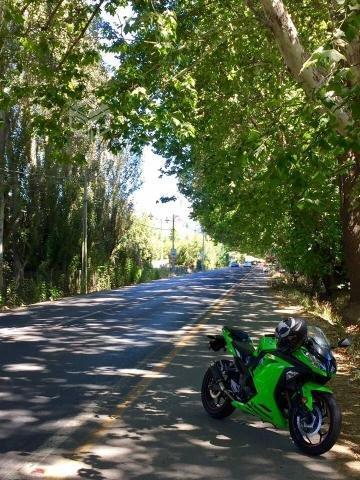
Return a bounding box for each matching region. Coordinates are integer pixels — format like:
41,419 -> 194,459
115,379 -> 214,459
275,317 -> 307,352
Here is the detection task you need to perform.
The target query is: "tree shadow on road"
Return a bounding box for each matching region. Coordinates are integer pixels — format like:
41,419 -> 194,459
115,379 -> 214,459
65,347 -> 354,480
1,271 -> 357,479
0,270 -> 249,473
49,273 -> 358,480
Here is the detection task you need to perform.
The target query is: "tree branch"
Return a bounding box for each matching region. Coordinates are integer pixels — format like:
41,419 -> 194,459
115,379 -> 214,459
20,0 -> 33,15
59,0 -> 107,68
41,0 -> 66,32
345,33 -> 360,85
258,0 -> 351,135
260,0 -> 323,93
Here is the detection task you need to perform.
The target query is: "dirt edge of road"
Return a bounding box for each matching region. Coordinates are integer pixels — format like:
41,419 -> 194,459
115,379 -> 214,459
272,287 -> 360,474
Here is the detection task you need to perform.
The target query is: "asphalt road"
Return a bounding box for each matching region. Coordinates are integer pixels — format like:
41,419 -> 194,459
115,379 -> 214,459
0,267 -> 248,477
0,268 -> 356,479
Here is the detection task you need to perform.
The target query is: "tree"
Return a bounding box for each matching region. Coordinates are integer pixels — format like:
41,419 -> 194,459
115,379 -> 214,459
255,0 -> 360,307
104,0 -> 360,313
176,237 -> 202,269
0,0 -> 151,306
0,0 -> 103,295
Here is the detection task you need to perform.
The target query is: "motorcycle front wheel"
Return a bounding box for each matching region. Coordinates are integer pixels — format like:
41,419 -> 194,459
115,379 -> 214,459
289,392 -> 341,455
201,366 -> 235,419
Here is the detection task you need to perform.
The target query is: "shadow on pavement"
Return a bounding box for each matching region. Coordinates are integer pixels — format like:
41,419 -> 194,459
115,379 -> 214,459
0,269 -> 248,474
42,272 -> 356,480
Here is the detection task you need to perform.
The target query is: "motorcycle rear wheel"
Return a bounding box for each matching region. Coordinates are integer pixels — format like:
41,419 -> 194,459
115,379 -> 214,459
201,366 -> 235,419
289,392 -> 341,455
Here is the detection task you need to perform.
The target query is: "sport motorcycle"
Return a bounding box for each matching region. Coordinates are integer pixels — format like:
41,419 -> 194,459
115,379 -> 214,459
201,322 -> 351,455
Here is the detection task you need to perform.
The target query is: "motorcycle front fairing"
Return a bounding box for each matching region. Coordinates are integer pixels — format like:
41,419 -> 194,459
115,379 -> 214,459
300,382 -> 333,411
292,327 -> 336,411
230,329 -> 336,429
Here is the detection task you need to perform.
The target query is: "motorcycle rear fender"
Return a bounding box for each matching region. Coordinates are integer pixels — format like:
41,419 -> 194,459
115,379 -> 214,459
301,382 -> 333,411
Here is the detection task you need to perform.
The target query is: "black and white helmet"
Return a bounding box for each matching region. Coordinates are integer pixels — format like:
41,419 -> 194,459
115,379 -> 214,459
275,317 -> 307,352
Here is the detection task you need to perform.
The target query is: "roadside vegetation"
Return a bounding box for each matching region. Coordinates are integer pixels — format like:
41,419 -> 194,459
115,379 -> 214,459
1,205 -> 228,308
0,1 -> 231,309
1,1 -> 360,318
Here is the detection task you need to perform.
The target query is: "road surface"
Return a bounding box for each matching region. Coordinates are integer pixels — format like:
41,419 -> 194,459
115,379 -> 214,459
0,268 -> 356,479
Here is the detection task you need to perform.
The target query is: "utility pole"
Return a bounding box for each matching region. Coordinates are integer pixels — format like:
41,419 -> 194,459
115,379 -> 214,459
81,166 -> 88,294
171,214 -> 175,272
0,0 -> 6,298
201,228 -> 206,271
172,214 -> 175,252
160,218 -> 163,261
70,101 -> 110,296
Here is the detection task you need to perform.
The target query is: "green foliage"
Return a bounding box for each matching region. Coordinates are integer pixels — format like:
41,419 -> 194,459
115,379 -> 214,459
0,1 -> 156,307
2,0 -> 359,306
5,278 -> 64,307
0,1 -> 113,150
102,0 -> 360,293
176,238 -> 202,269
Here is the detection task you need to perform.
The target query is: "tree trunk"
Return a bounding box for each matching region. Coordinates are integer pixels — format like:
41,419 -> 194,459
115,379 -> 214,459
258,1 -> 360,314
259,0 -> 351,133
0,109 -> 6,296
339,151 -> 360,307
0,2 -> 7,299
8,112 -> 24,286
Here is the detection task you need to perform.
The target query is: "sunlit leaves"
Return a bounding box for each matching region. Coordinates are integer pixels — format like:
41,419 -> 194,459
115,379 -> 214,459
102,0 -> 357,285
302,47 -> 346,73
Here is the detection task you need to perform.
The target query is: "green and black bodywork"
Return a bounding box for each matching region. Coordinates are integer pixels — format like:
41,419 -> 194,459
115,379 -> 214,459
202,324 -> 350,455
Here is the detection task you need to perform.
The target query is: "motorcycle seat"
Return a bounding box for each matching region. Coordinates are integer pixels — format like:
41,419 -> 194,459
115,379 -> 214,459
226,326 -> 251,342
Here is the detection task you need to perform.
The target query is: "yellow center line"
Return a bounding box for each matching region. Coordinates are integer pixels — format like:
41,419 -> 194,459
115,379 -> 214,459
35,272 -> 250,479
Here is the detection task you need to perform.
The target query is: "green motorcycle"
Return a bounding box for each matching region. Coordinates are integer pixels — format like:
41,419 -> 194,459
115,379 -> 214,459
201,319 -> 351,455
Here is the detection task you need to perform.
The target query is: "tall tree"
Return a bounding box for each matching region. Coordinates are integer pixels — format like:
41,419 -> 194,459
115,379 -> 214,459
104,0 -> 360,314
0,0 -> 149,306
0,0 -> 113,295
256,0 -> 360,306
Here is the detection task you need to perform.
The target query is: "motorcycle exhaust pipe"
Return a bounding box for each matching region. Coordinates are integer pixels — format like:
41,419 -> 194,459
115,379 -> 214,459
210,362 -> 236,402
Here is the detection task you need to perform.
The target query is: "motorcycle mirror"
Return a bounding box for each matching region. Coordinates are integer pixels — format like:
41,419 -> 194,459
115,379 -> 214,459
337,338 -> 351,348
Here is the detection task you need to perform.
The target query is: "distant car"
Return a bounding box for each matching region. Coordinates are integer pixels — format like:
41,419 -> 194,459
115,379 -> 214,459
243,261 -> 252,268
229,261 -> 240,268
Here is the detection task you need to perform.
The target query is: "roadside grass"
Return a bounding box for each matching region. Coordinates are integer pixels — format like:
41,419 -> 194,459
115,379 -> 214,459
0,266 -> 172,310
0,266 -> 200,311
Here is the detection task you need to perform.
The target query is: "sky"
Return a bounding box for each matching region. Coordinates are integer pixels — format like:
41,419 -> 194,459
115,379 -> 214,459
101,5 -> 200,233
132,146 -> 200,234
